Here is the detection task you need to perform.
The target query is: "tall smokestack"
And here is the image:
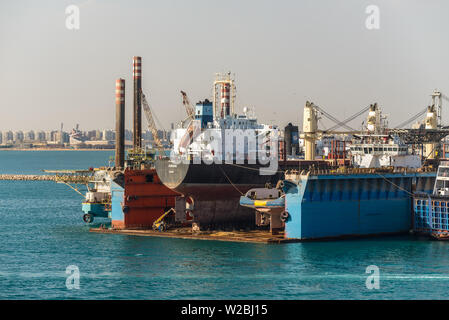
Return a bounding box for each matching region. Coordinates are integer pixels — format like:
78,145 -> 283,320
221,83 -> 230,117
115,78 -> 125,168
133,56 -> 142,150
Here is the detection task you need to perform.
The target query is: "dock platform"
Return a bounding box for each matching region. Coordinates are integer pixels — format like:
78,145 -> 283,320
89,227 -> 297,244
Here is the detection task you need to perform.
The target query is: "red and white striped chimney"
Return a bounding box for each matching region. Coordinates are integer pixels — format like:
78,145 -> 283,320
115,78 -> 125,168
132,56 -> 142,150
220,83 -> 231,117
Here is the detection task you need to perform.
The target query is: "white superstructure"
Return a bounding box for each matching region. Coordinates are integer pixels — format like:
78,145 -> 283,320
169,73 -> 279,163
350,136 -> 421,168
84,170 -> 111,203
350,104 -> 421,168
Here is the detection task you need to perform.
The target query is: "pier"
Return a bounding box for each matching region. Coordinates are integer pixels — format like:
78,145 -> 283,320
89,227 -> 296,244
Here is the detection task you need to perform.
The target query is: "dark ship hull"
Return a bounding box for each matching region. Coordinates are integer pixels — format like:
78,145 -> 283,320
154,158 -> 283,227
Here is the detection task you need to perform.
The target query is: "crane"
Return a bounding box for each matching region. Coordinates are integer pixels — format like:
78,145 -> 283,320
177,90 -> 201,154
140,89 -> 163,149
180,90 -> 195,120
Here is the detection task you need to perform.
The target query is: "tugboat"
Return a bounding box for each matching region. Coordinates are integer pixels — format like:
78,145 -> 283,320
413,161 -> 449,240
81,169 -> 112,223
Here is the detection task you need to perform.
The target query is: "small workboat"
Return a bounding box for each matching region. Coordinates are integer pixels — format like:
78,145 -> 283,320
240,185 -> 287,234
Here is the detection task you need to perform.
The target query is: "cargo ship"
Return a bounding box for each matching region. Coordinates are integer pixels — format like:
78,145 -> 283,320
155,72 -> 283,228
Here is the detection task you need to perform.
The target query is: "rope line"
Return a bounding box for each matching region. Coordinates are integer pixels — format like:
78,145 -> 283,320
226,162 -> 286,174
62,182 -> 85,197
219,166 -> 244,195
375,173 -> 414,197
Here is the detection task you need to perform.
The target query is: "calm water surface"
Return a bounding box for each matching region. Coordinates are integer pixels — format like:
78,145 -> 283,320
0,150 -> 448,299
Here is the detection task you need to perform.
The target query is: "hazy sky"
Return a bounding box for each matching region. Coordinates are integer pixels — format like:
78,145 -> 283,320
1,0 -> 449,132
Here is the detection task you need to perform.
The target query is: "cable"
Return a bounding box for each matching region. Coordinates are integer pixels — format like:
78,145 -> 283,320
219,166 -> 244,195
314,105 -> 355,131
375,173 -> 414,197
227,162 -> 286,174
327,105 -> 371,132
394,107 -> 427,129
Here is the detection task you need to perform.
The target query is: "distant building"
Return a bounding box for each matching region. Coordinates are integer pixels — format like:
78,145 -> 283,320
24,130 -> 35,142
142,129 -> 152,141
36,131 -> 46,141
95,130 -> 102,140
4,131 -> 13,143
55,131 -> 70,144
102,129 -> 115,141
13,131 -> 24,143
86,130 -> 97,141
125,129 -> 133,141
45,131 -> 54,142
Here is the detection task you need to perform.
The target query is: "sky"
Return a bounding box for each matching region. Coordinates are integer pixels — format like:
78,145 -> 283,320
1,0 -> 449,132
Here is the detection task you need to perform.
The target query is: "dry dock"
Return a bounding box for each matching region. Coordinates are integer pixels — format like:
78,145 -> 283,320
89,227 -> 297,244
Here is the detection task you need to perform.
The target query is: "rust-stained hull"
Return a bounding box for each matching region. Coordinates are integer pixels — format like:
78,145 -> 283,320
111,168 -> 179,229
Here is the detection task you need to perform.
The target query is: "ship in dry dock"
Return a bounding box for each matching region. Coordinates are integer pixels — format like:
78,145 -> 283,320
155,72 -> 283,228
72,55 -> 449,242
154,83 -> 449,239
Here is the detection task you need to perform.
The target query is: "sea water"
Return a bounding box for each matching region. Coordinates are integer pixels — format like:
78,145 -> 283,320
0,150 -> 448,299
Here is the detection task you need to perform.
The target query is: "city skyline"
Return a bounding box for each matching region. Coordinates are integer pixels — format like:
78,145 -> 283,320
0,127 -> 169,141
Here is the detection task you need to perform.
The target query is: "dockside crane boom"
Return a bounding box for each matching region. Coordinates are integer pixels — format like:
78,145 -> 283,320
140,90 -> 163,149
180,90 -> 195,120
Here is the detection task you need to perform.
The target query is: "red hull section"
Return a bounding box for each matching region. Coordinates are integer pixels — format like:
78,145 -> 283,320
121,168 -> 179,229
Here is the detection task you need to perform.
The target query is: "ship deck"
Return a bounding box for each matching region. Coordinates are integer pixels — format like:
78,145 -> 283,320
89,227 -> 296,244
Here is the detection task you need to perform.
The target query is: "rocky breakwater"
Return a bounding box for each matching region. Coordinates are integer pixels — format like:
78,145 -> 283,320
0,174 -> 57,181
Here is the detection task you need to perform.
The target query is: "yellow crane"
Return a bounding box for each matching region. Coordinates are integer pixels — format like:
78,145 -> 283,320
152,208 -> 175,231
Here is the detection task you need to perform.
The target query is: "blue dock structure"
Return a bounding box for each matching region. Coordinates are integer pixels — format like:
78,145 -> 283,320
239,168 -> 435,241
282,170 -> 435,240
413,161 -> 449,239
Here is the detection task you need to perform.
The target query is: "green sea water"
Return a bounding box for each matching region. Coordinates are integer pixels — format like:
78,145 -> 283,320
0,150 -> 448,299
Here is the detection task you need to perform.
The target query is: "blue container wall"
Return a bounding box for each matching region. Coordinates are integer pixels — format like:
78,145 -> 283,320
285,173 -> 435,240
